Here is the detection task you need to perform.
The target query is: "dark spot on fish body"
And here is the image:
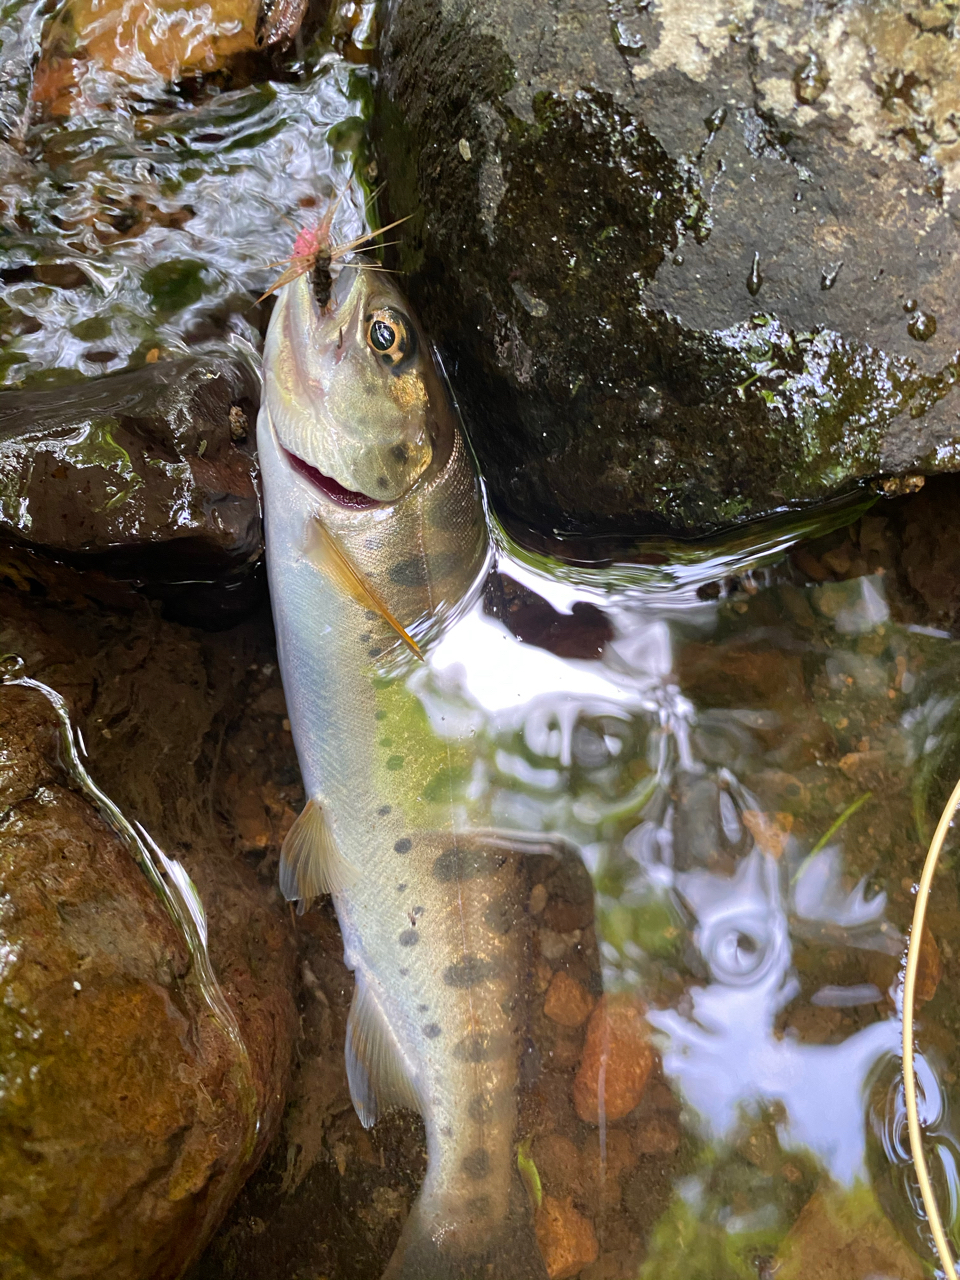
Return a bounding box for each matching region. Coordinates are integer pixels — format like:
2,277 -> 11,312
399,929 -> 419,946
399,967 -> 409,976
454,1033 -> 505,1063
433,846 -> 506,882
375,713 -> 387,724
468,1093 -> 492,1121
412,905 -> 424,917
378,803 -> 391,814
465,1196 -> 492,1221
462,1148 -> 490,1180
444,955 -> 498,988
386,755 -> 405,771
368,647 -> 382,658
360,633 -> 372,643
484,898 -> 517,935
397,884 -> 407,892
395,837 -> 412,854
418,1002 -> 429,1012
389,551 -> 461,587
423,1023 -> 442,1038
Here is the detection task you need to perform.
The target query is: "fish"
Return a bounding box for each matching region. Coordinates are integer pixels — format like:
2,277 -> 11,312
258,250 -> 552,1280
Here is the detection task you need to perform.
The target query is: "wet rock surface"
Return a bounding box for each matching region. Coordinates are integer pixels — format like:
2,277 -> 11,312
378,0 -> 960,538
0,548 -> 299,1278
0,683 -> 256,1280
0,354 -> 261,587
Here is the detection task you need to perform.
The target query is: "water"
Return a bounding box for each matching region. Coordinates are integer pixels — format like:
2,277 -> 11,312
184,491 -> 960,1280
2,0 -> 959,1273
0,0 -> 373,387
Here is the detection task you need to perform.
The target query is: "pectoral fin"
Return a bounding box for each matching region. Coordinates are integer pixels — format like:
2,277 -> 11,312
346,973 -> 420,1127
279,798 -> 356,912
304,519 -> 424,660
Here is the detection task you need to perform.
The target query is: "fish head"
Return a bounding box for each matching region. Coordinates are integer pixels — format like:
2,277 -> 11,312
264,258 -> 440,502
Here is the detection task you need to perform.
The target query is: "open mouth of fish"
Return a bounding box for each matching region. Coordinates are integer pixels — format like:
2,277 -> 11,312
285,447 -> 381,510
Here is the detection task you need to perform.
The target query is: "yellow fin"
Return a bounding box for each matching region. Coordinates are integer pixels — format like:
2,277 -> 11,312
346,973 -> 420,1127
279,798 -> 356,913
304,519 -> 424,661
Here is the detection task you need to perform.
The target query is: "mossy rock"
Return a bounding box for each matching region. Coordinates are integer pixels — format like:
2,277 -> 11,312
377,0 -> 960,538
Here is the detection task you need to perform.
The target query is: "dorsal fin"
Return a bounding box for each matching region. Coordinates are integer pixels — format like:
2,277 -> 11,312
346,974 -> 421,1128
279,798 -> 357,913
303,518 -> 424,660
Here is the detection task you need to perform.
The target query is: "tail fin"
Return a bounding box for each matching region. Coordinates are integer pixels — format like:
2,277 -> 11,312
382,1172 -> 548,1280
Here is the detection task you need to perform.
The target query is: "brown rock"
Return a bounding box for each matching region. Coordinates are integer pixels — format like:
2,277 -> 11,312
536,1195 -> 600,1280
915,927 -> 943,1007
544,970 -> 595,1028
573,996 -> 656,1125
533,1133 -> 581,1199
632,1115 -> 681,1156
0,564 -> 300,1279
581,1129 -> 636,1210
0,356 -> 260,587
776,1184 -> 924,1280
0,685 -> 256,1279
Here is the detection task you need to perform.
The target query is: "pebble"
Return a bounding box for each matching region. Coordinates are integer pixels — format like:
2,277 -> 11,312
532,1133 -> 580,1197
529,882 -> 549,914
544,971 -> 595,1028
581,1129 -> 635,1209
535,1195 -> 600,1279
540,928 -> 581,962
573,996 -> 655,1124
632,1114 -> 680,1155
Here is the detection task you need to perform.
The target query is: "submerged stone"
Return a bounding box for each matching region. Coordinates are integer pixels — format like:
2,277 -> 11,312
0,554 -> 300,1280
377,0 -> 960,537
0,354 -> 261,594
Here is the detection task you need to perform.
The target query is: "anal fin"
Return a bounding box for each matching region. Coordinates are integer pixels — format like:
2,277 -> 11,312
304,518 -> 423,660
279,798 -> 356,913
346,973 -> 420,1128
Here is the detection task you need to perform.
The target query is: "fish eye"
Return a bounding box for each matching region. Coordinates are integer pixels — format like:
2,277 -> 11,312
365,309 -> 415,366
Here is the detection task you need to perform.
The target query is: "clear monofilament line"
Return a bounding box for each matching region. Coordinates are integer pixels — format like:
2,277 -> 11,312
903,774 -> 960,1280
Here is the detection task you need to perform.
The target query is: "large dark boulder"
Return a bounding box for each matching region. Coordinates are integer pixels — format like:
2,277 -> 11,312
377,0 -> 960,537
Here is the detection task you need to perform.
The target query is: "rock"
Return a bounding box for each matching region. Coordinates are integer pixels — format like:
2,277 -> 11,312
42,0 -> 261,94
0,0 -> 372,388
631,1114 -> 680,1157
378,0 -> 960,538
535,1195 -> 600,1280
580,1129 -> 636,1211
775,1184 -> 925,1280
532,1133 -> 581,1199
544,970 -> 595,1028
0,685 -> 253,1279
0,552 -> 300,1279
0,355 -> 261,608
573,996 -> 656,1124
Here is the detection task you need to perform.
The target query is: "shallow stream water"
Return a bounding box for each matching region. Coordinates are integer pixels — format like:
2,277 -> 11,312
2,2 -> 960,1277
189,489 -> 960,1280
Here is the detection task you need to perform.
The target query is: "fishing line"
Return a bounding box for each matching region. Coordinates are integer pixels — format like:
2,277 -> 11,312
903,773 -> 960,1280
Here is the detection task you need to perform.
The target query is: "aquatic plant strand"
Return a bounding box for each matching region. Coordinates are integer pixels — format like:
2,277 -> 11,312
903,774 -> 960,1280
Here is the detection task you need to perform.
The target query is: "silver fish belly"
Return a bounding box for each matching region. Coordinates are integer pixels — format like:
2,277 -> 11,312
259,265 -> 549,1280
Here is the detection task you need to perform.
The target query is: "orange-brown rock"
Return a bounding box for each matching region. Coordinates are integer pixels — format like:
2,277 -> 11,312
915,927 -> 943,1006
544,970 -> 595,1028
581,1129 -> 636,1210
632,1114 -> 681,1156
533,1133 -> 581,1198
536,1195 -> 600,1280
0,671 -> 296,1278
573,995 -> 656,1125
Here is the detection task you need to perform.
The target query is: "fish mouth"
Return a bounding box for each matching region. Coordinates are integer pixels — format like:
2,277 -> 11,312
285,448 -> 381,510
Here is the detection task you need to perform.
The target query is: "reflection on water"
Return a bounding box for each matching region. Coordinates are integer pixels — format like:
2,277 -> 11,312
403,516 -> 960,1277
